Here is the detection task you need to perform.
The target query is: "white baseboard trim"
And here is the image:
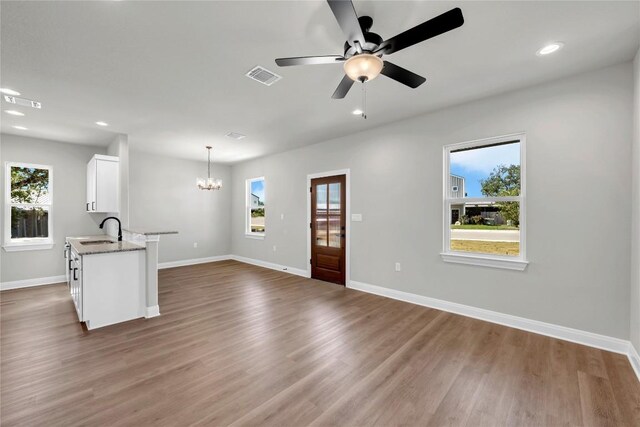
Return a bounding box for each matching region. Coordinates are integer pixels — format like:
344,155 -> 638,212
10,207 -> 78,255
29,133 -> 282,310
158,255 -> 232,269
229,255 -> 309,278
349,280 -> 639,381
629,343 -> 640,382
145,305 -> 160,318
1,275 -> 66,291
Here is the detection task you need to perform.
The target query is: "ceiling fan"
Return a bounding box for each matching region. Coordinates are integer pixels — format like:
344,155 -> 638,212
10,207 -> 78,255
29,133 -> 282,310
275,1 -> 464,99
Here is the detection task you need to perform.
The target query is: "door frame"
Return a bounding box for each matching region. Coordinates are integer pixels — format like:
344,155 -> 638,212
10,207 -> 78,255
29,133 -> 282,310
306,169 -> 350,285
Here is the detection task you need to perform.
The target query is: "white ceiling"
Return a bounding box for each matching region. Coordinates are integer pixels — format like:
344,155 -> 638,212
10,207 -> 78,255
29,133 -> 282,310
1,1 -> 638,163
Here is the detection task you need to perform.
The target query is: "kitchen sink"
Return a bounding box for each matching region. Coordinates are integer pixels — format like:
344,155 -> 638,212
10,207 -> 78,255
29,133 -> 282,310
79,240 -> 116,245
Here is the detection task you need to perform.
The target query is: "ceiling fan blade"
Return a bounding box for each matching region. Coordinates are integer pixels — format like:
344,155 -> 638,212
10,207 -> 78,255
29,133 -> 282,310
327,0 -> 366,48
377,8 -> 464,55
275,55 -> 346,67
332,75 -> 354,99
380,61 -> 426,88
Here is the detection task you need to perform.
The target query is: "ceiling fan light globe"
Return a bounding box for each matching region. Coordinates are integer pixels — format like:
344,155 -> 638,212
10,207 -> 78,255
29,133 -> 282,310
344,54 -> 383,82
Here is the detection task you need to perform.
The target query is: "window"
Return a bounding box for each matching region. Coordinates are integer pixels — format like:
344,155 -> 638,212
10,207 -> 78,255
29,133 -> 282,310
4,162 -> 54,251
442,134 -> 527,270
246,177 -> 265,237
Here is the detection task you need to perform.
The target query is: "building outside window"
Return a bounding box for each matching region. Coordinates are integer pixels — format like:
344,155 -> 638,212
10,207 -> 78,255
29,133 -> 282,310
246,177 -> 265,236
442,134 -> 527,270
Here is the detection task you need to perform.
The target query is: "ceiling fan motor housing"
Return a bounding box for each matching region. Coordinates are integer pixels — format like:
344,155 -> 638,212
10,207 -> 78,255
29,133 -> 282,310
343,16 -> 383,57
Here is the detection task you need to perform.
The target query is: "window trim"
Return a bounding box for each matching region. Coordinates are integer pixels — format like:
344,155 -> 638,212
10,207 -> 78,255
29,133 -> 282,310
4,162 -> 54,251
245,176 -> 265,238
441,133 -> 528,271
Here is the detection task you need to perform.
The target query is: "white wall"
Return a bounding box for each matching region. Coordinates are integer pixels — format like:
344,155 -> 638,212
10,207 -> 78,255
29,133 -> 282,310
231,62 -> 634,340
631,48 -> 640,352
0,134 -> 107,282
129,150 -> 231,263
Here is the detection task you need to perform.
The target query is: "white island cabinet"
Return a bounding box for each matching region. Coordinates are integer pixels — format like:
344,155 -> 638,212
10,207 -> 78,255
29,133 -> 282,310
66,236 -> 145,330
86,154 -> 119,213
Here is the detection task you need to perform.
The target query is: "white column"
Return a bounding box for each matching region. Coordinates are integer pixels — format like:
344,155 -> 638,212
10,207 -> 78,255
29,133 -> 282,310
144,234 -> 161,318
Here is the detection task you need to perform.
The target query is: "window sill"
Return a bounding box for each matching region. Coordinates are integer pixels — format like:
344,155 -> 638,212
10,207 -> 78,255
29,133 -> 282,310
245,234 -> 265,240
3,241 -> 55,252
440,252 -> 528,271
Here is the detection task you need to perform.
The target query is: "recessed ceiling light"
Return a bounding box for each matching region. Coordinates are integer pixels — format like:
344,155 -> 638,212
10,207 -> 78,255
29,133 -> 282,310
537,42 -> 564,56
95,121 -> 109,126
5,110 -> 24,116
352,109 -> 363,115
0,88 -> 21,96
12,125 -> 28,130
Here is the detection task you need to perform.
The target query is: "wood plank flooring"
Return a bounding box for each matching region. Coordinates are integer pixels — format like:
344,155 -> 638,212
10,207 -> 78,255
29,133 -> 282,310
1,260 -> 639,426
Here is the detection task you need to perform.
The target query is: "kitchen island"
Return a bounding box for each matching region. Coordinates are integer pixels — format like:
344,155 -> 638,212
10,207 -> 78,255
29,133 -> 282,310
65,236 -> 145,330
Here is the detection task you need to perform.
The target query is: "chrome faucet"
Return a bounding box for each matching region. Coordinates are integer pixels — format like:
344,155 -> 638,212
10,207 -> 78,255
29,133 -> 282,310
99,216 -> 122,242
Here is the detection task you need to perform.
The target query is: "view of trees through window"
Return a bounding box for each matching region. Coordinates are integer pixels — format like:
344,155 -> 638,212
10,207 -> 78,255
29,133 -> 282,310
448,140 -> 522,257
9,166 -> 51,239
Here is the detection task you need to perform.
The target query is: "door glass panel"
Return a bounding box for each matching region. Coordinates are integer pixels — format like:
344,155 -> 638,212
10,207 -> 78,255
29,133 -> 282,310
315,184 -> 328,246
328,216 -> 341,248
316,184 -> 327,211
316,217 -> 327,246
328,183 -> 341,248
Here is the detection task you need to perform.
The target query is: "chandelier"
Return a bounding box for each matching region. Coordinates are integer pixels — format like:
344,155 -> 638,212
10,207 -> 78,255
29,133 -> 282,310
197,146 -> 222,191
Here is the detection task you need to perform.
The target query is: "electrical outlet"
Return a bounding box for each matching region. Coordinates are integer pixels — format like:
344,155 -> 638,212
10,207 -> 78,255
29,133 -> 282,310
395,262 -> 401,272
273,245 -> 277,252
280,213 -> 285,220
193,242 -> 198,248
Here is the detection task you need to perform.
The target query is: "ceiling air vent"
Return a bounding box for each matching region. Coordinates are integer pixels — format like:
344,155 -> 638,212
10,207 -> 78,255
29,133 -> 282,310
3,95 -> 42,109
245,66 -> 282,86
226,132 -> 246,140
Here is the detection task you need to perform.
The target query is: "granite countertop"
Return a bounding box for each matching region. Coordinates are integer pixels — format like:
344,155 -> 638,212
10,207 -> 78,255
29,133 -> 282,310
67,235 -> 146,256
123,227 -> 178,236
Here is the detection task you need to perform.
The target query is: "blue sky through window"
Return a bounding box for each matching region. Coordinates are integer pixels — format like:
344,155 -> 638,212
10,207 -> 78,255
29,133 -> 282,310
251,179 -> 265,203
450,143 -> 520,197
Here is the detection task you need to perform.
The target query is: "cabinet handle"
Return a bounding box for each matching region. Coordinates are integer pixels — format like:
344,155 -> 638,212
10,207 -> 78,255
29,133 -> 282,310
92,201 -> 95,211
73,268 -> 78,281
86,203 -> 90,211
69,259 -> 72,270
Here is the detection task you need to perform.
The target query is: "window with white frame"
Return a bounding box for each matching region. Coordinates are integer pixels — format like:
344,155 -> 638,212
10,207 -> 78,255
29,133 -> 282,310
246,177 -> 265,236
4,162 -> 54,251
442,134 -> 527,270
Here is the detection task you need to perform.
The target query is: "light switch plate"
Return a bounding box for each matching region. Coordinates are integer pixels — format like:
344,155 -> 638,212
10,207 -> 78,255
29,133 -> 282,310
351,214 -> 362,222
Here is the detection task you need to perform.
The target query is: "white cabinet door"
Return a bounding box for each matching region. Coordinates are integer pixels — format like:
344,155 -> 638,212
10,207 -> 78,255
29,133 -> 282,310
86,158 -> 96,211
86,155 -> 119,213
96,159 -> 119,212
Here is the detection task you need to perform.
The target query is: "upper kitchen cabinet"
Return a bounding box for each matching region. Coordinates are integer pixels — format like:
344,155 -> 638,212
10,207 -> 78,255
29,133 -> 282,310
86,154 -> 119,213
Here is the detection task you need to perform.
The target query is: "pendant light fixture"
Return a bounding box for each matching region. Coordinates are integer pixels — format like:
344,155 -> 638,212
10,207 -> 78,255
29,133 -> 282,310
197,146 -> 222,191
